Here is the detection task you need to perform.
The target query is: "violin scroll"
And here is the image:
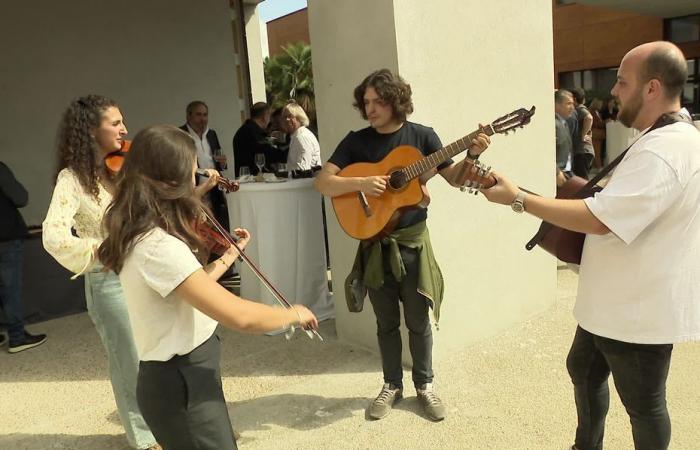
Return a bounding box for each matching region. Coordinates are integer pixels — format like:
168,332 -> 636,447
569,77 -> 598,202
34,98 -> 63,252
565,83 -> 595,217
196,169 -> 240,193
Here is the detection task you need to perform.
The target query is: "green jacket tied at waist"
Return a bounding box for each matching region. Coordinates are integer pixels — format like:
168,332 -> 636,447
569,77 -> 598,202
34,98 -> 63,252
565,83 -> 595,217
344,220 -> 445,322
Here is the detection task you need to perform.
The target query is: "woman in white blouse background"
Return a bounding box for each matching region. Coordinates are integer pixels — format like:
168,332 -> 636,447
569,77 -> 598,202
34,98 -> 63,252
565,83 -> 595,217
42,95 -> 179,450
283,102 -> 321,171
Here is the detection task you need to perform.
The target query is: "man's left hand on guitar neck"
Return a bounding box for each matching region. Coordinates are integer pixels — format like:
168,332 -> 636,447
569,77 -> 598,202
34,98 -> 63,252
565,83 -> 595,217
440,128 -> 491,187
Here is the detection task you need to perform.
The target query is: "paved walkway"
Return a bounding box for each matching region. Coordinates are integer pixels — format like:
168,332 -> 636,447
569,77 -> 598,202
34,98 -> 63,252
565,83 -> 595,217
1,269 -> 699,449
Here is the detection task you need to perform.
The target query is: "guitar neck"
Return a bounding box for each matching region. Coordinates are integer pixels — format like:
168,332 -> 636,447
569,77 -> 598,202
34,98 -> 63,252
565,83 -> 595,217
403,125 -> 495,180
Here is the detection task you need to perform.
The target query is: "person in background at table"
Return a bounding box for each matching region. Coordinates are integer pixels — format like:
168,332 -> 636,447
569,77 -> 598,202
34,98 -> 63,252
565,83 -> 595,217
589,98 -> 606,168
43,95 -> 162,450
315,69 -> 490,422
0,161 -> 47,353
481,41 -> 700,450
283,102 -> 321,171
99,124 -> 318,450
232,102 -> 278,176
555,89 -> 575,175
569,87 -> 595,179
601,97 -> 619,122
180,101 -> 229,233
267,107 -> 290,160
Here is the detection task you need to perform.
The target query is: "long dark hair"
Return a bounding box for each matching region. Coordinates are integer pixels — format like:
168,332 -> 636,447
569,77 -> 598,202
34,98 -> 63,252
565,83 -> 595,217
98,125 -> 208,273
55,95 -> 119,200
353,69 -> 413,122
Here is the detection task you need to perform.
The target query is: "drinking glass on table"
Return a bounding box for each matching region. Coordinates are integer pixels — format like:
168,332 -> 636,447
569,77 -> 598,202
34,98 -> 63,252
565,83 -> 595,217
239,166 -> 250,181
254,153 -> 266,174
276,162 -> 288,179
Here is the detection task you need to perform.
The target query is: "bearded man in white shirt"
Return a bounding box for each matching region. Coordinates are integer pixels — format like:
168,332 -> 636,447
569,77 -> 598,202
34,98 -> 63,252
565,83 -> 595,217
482,41 -> 700,450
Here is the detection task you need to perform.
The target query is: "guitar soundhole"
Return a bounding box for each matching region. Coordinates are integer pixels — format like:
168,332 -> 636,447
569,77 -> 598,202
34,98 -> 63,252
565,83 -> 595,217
389,170 -> 408,190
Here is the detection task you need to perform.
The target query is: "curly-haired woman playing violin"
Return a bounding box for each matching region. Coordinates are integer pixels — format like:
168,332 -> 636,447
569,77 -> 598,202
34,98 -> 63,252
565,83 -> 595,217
42,95 -> 166,450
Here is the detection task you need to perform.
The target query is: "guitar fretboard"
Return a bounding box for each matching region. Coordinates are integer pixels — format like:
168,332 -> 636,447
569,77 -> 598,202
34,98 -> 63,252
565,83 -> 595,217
402,125 -> 495,181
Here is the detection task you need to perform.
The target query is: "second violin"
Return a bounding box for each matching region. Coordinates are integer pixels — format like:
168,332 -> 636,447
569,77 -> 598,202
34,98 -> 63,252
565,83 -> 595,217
196,169 -> 239,193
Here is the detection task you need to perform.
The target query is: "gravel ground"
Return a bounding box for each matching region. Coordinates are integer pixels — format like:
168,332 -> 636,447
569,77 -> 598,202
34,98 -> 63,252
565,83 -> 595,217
1,269 -> 698,450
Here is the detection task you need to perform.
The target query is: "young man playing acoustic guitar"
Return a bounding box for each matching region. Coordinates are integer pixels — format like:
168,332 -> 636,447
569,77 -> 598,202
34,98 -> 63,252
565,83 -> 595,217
315,69 -> 490,421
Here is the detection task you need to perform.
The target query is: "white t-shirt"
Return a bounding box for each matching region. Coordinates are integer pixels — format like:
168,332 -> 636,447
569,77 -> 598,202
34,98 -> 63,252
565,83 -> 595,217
287,126 -> 321,171
576,119 -> 700,344
119,227 -> 218,361
186,124 -> 216,170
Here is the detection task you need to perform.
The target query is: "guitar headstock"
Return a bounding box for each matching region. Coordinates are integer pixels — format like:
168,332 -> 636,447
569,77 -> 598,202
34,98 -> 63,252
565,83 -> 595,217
456,159 -> 496,195
491,106 -> 536,135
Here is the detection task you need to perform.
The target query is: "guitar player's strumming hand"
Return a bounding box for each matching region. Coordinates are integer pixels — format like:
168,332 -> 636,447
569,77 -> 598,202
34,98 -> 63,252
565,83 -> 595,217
361,175 -> 390,197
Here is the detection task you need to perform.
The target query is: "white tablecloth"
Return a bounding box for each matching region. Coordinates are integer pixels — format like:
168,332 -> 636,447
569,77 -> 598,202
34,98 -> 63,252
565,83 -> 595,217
227,178 -> 334,321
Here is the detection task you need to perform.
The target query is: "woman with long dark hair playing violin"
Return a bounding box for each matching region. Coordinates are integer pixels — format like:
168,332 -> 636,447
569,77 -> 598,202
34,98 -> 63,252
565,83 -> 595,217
98,124 -> 318,450
42,95 -> 162,450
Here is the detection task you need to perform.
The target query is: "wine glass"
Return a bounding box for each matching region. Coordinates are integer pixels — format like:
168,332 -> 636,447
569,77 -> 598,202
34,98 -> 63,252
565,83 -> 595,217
254,153 -> 266,175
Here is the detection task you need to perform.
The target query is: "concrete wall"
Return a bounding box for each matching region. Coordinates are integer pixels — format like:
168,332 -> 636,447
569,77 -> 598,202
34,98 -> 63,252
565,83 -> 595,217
309,0 -> 557,361
243,4 -> 267,103
0,0 -> 242,225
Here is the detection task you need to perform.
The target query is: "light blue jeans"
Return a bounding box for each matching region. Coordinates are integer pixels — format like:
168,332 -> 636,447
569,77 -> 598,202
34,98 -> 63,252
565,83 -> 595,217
84,269 -> 156,449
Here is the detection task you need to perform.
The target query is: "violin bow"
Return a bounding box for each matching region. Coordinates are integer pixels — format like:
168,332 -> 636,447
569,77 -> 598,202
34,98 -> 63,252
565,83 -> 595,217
201,209 -> 323,341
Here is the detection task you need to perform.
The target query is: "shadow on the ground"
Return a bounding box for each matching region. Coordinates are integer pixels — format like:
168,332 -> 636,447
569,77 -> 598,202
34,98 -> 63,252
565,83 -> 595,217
0,317 -> 380,382
0,433 -> 130,450
228,393 -> 369,435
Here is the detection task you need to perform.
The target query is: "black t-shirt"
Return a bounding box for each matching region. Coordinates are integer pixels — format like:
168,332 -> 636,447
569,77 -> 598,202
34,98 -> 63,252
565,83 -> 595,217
328,121 -> 452,229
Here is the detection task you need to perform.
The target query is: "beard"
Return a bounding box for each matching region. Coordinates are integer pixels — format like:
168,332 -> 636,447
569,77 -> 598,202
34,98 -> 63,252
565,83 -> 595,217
617,87 -> 644,128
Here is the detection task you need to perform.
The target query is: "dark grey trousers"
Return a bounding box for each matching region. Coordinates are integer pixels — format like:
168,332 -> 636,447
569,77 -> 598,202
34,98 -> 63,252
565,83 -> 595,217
567,326 -> 673,450
137,334 -> 237,450
366,245 -> 434,389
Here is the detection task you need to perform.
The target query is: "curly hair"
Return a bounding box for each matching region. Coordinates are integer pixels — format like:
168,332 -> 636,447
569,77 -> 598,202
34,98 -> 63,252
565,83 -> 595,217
353,69 -> 413,122
55,95 -> 119,200
98,125 -> 209,273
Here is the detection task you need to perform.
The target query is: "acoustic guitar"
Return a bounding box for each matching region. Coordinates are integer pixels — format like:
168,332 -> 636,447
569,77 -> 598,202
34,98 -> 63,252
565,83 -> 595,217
332,106 -> 536,240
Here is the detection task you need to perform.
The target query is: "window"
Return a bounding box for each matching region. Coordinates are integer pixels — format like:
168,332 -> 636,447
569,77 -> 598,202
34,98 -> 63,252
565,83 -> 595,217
558,67 -> 618,105
666,14 -> 700,44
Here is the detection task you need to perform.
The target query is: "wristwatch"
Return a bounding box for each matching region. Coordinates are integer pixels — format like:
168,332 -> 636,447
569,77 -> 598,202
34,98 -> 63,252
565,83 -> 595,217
511,191 -> 526,213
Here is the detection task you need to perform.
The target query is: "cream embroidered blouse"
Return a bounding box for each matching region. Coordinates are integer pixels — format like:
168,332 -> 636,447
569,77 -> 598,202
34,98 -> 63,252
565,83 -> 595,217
42,168 -> 112,278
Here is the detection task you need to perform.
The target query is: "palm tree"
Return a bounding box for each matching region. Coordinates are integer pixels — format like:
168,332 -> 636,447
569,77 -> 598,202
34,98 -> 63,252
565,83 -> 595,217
264,42 -> 316,127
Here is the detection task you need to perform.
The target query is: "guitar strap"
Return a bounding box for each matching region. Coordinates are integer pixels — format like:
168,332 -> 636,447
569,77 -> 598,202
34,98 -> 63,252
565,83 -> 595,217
525,111 -> 694,251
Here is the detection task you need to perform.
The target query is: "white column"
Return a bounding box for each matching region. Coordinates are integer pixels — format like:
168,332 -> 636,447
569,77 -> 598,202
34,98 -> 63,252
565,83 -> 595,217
243,4 -> 267,103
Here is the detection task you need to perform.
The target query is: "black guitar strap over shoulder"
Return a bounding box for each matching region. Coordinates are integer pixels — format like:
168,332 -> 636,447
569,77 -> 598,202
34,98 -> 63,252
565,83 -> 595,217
525,111 -> 694,252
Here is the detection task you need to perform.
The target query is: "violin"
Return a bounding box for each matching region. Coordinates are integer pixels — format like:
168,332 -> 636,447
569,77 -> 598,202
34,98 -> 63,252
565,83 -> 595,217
197,220 -> 242,256
196,169 -> 240,193
105,142 -> 240,195
199,209 -> 322,340
104,139 -> 131,174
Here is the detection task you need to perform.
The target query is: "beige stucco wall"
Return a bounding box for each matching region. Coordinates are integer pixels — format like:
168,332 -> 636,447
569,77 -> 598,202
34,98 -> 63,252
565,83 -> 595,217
309,0 -> 557,361
0,0 -> 243,225
243,4 -> 267,103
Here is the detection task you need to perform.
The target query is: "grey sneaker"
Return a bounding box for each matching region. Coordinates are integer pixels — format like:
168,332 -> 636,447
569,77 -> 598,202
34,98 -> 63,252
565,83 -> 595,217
417,383 -> 446,421
368,383 -> 402,420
